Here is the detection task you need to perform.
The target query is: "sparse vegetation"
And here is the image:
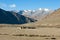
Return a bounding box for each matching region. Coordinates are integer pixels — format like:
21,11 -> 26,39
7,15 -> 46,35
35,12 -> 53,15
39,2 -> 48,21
51,37 -> 56,40
0,33 -> 9,35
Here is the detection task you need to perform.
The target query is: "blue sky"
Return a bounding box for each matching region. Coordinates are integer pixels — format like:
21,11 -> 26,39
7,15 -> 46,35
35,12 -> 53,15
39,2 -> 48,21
0,0 -> 60,10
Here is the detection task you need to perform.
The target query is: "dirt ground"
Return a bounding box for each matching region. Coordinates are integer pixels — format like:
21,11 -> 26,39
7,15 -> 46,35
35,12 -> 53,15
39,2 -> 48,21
0,26 -> 60,40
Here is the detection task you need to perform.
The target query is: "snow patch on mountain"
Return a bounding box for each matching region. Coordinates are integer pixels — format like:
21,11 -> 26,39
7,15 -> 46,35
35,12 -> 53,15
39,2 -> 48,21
18,8 -> 54,20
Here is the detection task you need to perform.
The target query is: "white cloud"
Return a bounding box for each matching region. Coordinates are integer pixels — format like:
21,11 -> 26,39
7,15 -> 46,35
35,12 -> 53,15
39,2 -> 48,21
9,4 -> 16,8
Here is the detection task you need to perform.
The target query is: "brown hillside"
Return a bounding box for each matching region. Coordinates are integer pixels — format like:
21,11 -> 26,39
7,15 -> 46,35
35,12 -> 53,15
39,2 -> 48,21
36,8 -> 60,26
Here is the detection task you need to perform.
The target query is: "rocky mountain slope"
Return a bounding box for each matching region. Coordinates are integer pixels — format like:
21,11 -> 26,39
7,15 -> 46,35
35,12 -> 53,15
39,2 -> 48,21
0,8 -> 36,24
21,8 -> 60,27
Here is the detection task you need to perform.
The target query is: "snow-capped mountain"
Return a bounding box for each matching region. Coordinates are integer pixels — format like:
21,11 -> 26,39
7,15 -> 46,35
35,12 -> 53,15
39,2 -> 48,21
18,8 -> 54,20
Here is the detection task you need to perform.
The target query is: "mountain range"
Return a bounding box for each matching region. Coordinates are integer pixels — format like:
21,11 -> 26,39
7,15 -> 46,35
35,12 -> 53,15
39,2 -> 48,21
0,8 -> 60,25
